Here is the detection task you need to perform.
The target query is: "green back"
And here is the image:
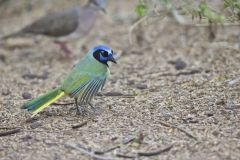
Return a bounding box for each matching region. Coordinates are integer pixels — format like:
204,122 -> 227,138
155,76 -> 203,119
61,52 -> 109,95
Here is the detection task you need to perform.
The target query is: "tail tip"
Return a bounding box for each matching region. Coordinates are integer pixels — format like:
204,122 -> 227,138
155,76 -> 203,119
21,104 -> 28,109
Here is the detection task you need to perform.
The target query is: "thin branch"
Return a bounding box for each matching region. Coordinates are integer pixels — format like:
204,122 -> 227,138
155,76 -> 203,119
159,121 -> 198,141
137,144 -> 174,157
123,137 -> 136,145
129,16 -> 148,45
128,10 -> 168,45
97,92 -> 136,98
94,145 -> 120,155
0,128 -> 21,137
72,121 -> 88,129
115,153 -> 136,159
189,23 -> 240,27
63,143 -> 117,160
0,126 -> 20,130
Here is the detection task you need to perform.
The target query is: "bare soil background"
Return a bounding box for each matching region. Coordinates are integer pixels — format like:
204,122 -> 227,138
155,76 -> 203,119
0,0 -> 240,160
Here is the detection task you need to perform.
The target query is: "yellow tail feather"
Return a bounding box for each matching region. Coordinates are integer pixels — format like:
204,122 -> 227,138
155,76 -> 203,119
31,91 -> 65,117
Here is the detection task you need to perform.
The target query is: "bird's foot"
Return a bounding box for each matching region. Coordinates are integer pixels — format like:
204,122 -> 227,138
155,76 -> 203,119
76,105 -> 87,116
53,40 -> 72,58
88,103 -> 101,114
88,103 -> 96,112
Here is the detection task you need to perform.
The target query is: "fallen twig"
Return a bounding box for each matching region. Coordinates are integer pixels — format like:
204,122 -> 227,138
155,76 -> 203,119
137,144 -> 174,157
159,121 -> 198,141
0,128 -> 21,137
123,137 -> 136,145
115,153 -> 136,159
193,23 -> 240,27
22,73 -> 48,80
95,145 -> 120,155
72,121 -> 87,129
0,126 -> 19,130
97,92 -> 136,98
158,69 -> 201,77
176,69 -> 201,76
63,143 -> 117,160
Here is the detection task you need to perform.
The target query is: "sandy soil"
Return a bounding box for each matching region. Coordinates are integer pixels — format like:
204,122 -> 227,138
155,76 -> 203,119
0,0 -> 240,160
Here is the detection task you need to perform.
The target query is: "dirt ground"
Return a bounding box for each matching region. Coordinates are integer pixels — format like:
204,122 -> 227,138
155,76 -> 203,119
0,0 -> 240,160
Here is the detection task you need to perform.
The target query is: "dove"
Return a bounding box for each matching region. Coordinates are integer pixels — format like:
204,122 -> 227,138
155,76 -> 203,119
2,0 -> 107,57
21,45 -> 117,116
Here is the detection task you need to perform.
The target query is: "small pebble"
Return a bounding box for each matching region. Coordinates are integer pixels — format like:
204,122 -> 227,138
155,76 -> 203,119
30,121 -> 42,129
168,58 -> 187,70
26,117 -> 38,123
21,135 -> 32,141
22,92 -> 32,99
2,89 -> 10,96
136,84 -> 148,89
205,111 -> 214,117
175,58 -> 187,70
43,139 -> 58,146
188,119 -> 199,123
212,130 -> 220,137
111,137 -> 118,141
215,99 -> 225,105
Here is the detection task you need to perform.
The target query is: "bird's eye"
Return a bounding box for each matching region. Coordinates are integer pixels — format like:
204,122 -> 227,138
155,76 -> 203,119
101,51 -> 109,57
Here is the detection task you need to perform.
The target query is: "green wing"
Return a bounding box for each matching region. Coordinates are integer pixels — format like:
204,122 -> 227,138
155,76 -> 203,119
62,72 -> 106,103
61,55 -> 109,101
78,77 -> 106,104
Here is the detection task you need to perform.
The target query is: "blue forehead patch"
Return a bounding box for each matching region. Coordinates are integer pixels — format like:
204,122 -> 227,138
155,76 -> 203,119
93,45 -> 112,54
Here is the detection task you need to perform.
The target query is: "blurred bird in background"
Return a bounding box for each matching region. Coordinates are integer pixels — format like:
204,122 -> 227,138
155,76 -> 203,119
21,45 -> 117,117
2,0 -> 107,57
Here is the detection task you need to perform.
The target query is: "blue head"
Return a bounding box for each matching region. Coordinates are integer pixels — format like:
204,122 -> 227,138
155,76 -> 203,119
92,45 -> 117,66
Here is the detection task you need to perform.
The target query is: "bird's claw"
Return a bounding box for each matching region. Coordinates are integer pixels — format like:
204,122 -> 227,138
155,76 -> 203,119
76,105 -> 87,116
88,103 -> 101,114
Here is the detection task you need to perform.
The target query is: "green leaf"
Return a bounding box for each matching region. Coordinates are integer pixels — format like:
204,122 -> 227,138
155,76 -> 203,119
135,3 -> 148,17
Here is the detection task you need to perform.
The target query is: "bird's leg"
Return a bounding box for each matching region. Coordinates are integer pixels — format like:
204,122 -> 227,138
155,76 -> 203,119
74,98 -> 88,115
74,98 -> 81,115
88,102 -> 96,111
53,40 -> 72,58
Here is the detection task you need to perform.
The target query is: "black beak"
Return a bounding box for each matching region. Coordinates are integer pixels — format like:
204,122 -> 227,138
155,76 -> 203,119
109,56 -> 117,64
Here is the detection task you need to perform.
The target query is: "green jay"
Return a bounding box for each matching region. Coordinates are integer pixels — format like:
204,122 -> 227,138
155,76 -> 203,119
22,45 -> 117,116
